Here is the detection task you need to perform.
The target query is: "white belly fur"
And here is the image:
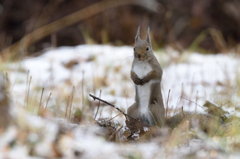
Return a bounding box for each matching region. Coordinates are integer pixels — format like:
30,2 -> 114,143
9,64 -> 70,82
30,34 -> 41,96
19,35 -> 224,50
132,61 -> 155,124
136,81 -> 155,124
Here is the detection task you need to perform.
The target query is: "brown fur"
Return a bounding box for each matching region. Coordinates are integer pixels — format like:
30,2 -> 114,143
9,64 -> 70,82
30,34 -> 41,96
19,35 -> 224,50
127,27 -> 165,127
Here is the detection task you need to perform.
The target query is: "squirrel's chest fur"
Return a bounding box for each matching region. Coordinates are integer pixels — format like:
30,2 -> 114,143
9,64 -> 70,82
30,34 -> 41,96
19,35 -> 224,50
132,61 -> 156,124
132,61 -> 152,79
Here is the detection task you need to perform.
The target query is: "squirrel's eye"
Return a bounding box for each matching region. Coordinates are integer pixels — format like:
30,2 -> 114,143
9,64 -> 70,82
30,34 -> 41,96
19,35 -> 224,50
146,47 -> 149,51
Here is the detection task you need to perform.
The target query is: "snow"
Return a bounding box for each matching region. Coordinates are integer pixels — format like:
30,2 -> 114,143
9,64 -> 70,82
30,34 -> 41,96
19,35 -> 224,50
3,44 -> 240,158
8,45 -> 240,115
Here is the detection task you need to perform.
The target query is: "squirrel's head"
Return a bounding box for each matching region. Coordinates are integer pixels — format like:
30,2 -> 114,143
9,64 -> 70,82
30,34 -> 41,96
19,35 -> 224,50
134,27 -> 153,61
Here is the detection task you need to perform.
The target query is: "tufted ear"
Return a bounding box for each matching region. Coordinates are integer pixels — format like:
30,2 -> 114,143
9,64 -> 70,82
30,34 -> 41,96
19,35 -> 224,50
135,26 -> 140,42
146,27 -> 151,45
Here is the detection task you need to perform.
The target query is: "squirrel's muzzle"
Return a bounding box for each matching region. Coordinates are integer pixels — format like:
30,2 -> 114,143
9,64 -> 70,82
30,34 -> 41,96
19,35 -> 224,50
137,54 -> 141,59
135,52 -> 142,61
134,51 -> 147,61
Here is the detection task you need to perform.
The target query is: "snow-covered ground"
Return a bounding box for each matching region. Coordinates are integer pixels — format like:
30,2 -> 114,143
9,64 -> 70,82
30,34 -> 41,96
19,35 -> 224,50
2,44 -> 240,158
8,45 -> 240,117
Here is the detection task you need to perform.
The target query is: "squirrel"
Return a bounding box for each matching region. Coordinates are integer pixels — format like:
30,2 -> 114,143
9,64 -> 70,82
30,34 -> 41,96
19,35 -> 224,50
127,27 -> 165,127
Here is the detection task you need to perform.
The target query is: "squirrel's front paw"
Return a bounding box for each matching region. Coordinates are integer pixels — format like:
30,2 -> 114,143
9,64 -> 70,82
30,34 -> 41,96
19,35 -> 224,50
134,78 -> 143,85
131,71 -> 143,85
141,76 -> 150,85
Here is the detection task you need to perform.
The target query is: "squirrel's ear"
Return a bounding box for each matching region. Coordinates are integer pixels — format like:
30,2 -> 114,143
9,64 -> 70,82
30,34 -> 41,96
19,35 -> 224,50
135,26 -> 140,42
146,27 -> 151,45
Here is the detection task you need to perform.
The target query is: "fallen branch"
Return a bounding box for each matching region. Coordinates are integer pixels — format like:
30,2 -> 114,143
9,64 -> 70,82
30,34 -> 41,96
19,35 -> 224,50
89,94 -> 149,127
89,94 -> 128,117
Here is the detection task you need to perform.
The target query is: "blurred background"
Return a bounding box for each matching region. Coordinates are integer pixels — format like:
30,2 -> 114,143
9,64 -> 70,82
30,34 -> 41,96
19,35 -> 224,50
1,0 -> 240,55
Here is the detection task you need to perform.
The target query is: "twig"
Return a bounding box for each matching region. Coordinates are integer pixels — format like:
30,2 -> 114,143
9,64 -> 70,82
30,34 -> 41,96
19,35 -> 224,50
82,71 -> 84,111
195,91 -> 198,112
25,70 -> 29,106
181,83 -> 184,97
107,125 -> 123,141
26,76 -> 32,107
90,94 -> 128,117
91,65 -> 96,95
166,89 -> 171,118
99,101 -> 104,118
106,114 -> 120,122
189,73 -> 195,107
68,86 -> 75,120
181,106 -> 186,119
38,88 -> 44,115
173,96 -> 181,115
220,101 -> 230,107
65,95 -> 70,118
94,90 -> 102,120
180,96 -> 203,109
89,94 -> 149,126
5,72 -> 8,88
45,92 -> 52,109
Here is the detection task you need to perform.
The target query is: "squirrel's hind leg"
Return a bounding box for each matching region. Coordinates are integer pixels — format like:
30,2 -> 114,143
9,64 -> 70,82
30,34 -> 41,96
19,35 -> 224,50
127,103 -> 140,119
149,102 -> 165,127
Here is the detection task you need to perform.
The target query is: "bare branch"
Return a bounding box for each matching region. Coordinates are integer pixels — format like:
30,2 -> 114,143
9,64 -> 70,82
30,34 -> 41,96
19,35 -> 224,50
89,94 -> 149,126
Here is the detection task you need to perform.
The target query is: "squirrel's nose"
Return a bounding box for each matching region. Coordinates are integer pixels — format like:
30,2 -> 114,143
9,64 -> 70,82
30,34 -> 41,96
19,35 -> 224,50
137,54 -> 141,59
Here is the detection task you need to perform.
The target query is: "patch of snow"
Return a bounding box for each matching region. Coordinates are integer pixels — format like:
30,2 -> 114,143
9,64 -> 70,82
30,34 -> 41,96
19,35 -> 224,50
7,45 -> 240,121
143,127 -> 149,132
